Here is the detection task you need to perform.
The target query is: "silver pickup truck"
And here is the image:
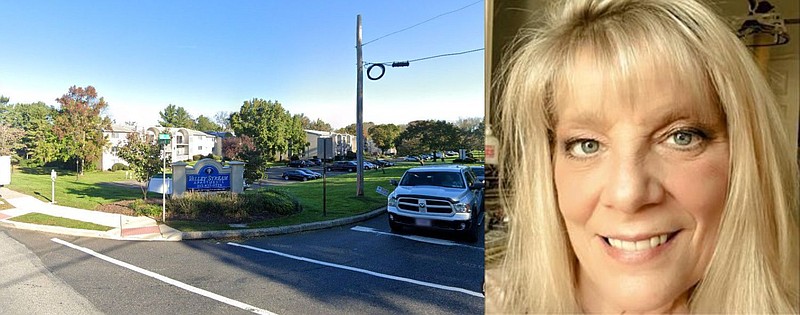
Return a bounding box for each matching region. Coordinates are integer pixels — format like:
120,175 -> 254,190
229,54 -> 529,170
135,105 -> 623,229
387,165 -> 484,242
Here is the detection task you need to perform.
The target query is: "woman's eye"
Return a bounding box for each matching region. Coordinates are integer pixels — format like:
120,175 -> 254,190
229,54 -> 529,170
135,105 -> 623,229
567,139 -> 601,157
666,129 -> 704,148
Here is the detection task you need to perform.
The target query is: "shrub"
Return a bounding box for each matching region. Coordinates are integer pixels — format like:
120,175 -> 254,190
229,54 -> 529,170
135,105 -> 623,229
192,154 -> 204,161
166,189 -> 301,223
110,163 -> 130,171
131,199 -> 162,218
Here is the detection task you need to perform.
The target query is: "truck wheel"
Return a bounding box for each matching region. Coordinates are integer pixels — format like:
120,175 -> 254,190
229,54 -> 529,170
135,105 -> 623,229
463,217 -> 480,243
389,219 -> 402,233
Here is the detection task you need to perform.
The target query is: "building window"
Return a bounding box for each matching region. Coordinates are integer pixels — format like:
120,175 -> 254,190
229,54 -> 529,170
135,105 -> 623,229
198,146 -> 202,151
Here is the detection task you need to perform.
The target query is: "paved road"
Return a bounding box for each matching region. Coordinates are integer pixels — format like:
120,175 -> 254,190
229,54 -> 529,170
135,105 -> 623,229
1,213 -> 484,314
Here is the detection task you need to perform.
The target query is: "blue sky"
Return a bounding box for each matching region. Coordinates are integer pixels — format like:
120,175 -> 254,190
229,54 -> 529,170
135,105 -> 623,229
0,1 -> 484,130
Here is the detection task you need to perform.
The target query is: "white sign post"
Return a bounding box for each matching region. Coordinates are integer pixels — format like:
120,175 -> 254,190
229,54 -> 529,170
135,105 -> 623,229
50,169 -> 57,204
158,133 -> 171,223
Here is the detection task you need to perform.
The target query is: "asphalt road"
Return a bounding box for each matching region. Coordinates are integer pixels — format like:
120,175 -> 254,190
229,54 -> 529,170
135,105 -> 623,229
1,213 -> 484,314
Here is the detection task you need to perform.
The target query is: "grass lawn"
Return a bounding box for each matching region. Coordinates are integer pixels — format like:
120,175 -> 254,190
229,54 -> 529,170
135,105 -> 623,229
8,160 -> 482,232
8,167 -> 143,210
171,159 -> 482,231
9,213 -> 113,231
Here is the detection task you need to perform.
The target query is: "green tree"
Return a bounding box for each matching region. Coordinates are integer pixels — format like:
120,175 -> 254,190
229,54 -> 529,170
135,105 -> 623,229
288,114 -> 310,157
53,85 -> 112,178
336,122 -> 374,139
455,117 -> 485,151
230,99 -> 290,160
368,124 -> 401,154
0,123 -> 24,156
194,115 -> 222,131
158,104 -> 195,128
1,102 -> 59,163
116,132 -> 169,199
305,118 -> 332,132
394,120 -> 460,160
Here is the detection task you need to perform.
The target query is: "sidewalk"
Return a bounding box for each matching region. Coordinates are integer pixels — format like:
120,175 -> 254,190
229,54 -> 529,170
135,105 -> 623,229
0,187 -> 182,241
0,187 -> 386,242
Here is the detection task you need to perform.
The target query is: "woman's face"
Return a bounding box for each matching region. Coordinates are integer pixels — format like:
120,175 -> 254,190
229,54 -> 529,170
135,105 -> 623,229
553,55 -> 729,313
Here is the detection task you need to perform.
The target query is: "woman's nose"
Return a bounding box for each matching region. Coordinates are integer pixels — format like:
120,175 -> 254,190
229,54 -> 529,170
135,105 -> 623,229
600,153 -> 665,213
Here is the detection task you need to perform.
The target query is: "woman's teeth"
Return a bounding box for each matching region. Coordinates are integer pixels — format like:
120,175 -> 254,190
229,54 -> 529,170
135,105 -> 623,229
606,234 -> 669,251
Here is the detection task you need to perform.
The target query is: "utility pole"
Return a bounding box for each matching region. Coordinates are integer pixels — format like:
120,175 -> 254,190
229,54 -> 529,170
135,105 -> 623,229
355,14 -> 364,196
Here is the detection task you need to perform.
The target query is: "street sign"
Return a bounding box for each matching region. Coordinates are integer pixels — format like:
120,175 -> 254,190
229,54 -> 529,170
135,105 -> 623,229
158,133 -> 171,145
376,186 -> 390,197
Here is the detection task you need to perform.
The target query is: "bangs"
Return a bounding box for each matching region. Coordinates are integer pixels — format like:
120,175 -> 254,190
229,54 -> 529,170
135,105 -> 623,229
551,3 -> 721,123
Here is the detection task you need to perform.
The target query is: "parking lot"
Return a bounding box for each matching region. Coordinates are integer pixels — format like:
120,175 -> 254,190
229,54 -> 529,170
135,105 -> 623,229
252,160 -> 391,188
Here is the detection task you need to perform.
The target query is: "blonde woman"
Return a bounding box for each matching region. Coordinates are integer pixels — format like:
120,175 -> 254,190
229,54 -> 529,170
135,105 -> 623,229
488,0 -> 799,313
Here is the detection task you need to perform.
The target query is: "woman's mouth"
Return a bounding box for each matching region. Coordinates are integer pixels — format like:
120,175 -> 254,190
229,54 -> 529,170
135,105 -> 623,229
604,233 -> 671,251
600,231 -> 681,264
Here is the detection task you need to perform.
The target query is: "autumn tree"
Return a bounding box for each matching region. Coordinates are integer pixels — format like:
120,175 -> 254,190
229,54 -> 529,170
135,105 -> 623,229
195,115 -> 222,131
221,135 -> 255,161
368,124 -> 401,154
158,104 -> 195,128
53,85 -> 112,178
335,122 -> 374,139
116,132 -> 167,199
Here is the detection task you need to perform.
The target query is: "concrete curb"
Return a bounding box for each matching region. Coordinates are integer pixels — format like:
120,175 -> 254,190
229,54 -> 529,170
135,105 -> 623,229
0,220 -> 113,239
180,207 -> 387,240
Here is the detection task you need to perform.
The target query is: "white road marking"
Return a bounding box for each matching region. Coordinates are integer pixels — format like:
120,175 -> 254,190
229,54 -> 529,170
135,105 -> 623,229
350,226 -> 484,250
227,242 -> 484,299
51,238 -> 277,315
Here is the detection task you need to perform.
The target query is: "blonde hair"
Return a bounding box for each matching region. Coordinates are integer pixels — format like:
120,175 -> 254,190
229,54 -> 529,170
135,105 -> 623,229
491,0 -> 799,313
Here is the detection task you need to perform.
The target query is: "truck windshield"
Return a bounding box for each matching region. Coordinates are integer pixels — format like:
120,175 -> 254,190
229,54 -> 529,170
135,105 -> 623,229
399,171 -> 464,188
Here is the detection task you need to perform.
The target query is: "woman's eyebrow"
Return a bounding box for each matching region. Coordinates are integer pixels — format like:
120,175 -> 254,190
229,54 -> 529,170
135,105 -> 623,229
554,106 -> 608,131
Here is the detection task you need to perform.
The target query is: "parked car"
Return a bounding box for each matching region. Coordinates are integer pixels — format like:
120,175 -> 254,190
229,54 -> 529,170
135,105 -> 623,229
372,159 -> 395,167
288,160 -> 311,168
309,158 -> 322,166
446,151 -> 458,157
470,165 -> 485,183
403,156 -> 421,162
282,169 -> 314,181
387,165 -> 485,242
297,168 -> 322,179
326,161 -> 358,172
363,161 -> 377,170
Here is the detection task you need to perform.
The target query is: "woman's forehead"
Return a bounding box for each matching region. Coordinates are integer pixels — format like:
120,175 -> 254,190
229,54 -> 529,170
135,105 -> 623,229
552,46 -> 723,126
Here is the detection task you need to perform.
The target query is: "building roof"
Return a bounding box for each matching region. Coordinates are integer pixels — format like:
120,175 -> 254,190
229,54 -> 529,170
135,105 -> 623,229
104,124 -> 137,133
146,126 -> 218,138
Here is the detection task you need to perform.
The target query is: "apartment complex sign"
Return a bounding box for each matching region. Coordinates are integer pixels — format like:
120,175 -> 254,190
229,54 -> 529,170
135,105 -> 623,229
171,158 -> 245,197
187,164 -> 230,191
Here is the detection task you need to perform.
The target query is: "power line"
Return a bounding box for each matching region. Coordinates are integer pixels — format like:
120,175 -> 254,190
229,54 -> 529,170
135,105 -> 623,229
370,48 -> 484,66
361,0 -> 482,47
365,48 -> 484,80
